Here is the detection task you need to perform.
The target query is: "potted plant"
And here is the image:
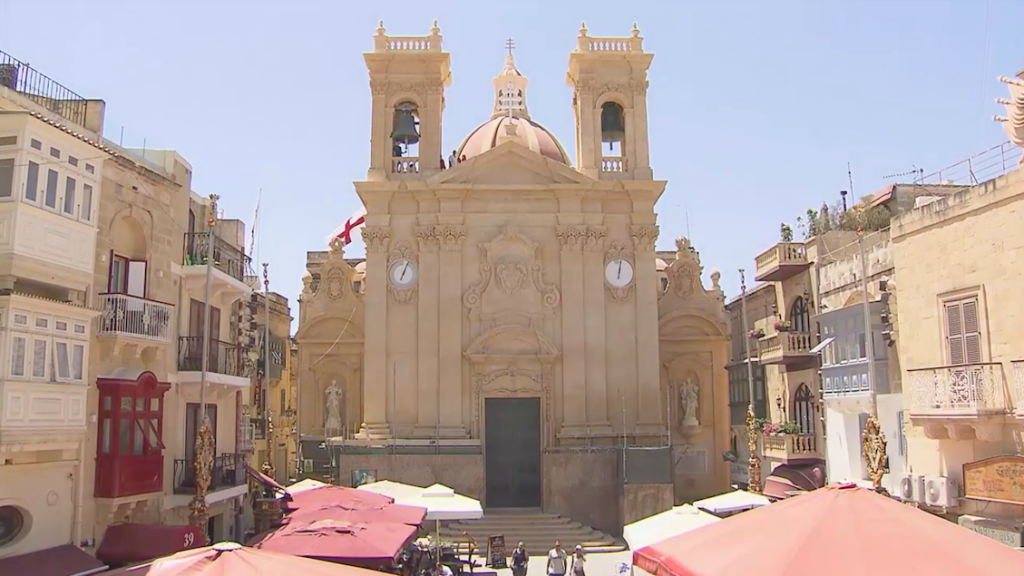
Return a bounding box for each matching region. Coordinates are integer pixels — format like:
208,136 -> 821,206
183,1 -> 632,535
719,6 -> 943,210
774,320 -> 792,332
748,328 -> 765,339
779,421 -> 802,435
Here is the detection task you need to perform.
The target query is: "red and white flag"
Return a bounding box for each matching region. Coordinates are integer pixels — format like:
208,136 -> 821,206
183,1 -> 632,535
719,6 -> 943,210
329,206 -> 367,247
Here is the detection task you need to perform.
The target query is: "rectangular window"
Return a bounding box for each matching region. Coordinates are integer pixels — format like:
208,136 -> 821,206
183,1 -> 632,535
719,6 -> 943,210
44,169 -> 59,208
119,417 -> 131,454
944,297 -> 982,365
49,147 -> 60,159
857,332 -> 867,360
72,343 -> 84,381
85,163 -> 95,174
68,156 -> 79,167
0,136 -> 17,146
25,161 -> 39,202
30,139 -> 42,151
101,418 -> 112,454
0,158 -> 13,198
31,338 -> 47,379
80,184 -> 93,222
63,176 -> 76,215
9,335 -> 26,377
280,389 -> 286,414
109,255 -> 128,293
55,341 -> 71,380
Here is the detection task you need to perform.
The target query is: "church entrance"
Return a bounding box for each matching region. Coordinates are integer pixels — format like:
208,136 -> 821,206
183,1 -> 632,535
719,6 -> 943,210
484,398 -> 541,508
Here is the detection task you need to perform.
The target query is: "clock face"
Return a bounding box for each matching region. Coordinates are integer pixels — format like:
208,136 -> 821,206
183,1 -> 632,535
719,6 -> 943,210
389,259 -> 418,289
605,258 -> 634,287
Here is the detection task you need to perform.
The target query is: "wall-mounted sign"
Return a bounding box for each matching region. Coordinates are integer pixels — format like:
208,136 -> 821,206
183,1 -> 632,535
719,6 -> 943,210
963,455 -> 1024,505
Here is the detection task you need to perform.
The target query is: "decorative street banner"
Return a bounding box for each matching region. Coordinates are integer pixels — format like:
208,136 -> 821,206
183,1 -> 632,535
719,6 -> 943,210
963,455 -> 1024,505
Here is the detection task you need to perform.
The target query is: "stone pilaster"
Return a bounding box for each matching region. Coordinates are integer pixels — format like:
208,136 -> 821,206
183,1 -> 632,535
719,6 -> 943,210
436,224 -> 467,436
358,225 -> 391,438
631,224 -> 662,433
584,226 -> 611,432
414,226 -> 441,434
557,225 -> 588,436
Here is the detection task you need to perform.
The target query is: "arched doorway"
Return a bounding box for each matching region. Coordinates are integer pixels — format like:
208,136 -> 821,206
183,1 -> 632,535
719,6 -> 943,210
793,383 -> 814,434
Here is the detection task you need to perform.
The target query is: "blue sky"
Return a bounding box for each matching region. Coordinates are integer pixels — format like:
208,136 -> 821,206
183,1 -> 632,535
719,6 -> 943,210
1,0 -> 1021,329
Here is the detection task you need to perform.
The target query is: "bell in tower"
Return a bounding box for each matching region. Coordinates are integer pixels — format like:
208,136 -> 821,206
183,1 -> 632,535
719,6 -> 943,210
600,102 -> 625,152
391,102 -> 421,149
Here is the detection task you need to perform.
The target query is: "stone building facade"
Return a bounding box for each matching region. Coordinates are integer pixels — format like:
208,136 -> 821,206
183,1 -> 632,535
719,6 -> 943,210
295,22 -> 731,533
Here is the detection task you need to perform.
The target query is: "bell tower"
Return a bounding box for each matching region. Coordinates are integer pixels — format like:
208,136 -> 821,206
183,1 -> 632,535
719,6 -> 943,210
566,23 -> 654,180
365,20 -> 452,180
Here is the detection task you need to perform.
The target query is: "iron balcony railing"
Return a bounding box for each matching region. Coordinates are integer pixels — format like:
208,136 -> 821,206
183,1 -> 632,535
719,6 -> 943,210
172,453 -> 246,494
0,49 -> 89,127
182,232 -> 250,282
1009,360 -> 1024,417
908,362 -> 1008,416
97,293 -> 174,342
177,336 -> 248,377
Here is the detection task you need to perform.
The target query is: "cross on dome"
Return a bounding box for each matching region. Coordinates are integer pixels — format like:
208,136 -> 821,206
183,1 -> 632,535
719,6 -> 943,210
492,39 -> 530,119
505,37 -> 515,56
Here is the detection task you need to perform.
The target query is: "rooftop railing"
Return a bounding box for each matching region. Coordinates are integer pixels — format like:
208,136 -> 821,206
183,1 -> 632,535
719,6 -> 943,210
0,49 -> 88,127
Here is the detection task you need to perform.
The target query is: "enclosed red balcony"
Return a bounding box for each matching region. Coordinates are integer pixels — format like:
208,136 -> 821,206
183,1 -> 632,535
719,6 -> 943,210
94,371 -> 169,499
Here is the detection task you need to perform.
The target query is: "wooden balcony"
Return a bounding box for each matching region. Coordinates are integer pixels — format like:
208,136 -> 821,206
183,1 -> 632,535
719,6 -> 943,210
909,363 -> 1009,418
758,331 -> 817,367
95,454 -> 162,499
754,242 -> 810,282
762,433 -> 820,462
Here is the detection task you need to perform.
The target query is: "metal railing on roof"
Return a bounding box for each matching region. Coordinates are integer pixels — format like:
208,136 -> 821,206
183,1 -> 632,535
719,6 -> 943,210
0,49 -> 88,127
914,141 -> 1022,187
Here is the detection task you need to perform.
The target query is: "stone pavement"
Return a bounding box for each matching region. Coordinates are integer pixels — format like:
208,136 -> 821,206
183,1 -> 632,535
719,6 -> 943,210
470,550 -> 642,576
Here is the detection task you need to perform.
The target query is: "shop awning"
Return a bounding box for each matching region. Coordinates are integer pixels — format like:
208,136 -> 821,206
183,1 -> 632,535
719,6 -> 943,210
623,505 -> 720,551
763,463 -> 826,500
96,523 -> 205,565
0,544 -> 107,576
248,519 -> 417,570
246,465 -> 291,499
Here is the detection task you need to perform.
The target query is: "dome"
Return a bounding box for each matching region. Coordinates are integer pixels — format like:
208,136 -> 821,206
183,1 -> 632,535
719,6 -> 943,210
457,116 -> 571,165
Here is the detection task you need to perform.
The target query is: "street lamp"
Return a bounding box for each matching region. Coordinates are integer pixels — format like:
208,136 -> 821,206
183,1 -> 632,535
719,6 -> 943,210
188,194 -> 219,543
739,269 -> 762,494
857,228 -> 890,496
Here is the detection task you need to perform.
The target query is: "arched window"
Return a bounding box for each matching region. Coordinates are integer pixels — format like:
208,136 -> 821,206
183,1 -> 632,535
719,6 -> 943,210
792,383 -> 815,435
600,102 -> 625,157
790,296 -> 810,333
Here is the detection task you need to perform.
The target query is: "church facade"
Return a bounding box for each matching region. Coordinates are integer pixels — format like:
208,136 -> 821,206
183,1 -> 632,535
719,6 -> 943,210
295,22 -> 731,532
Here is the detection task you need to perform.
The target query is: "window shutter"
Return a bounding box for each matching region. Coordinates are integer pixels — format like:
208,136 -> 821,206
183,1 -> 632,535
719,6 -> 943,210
961,299 -> 982,364
944,302 -> 965,365
127,261 -> 147,298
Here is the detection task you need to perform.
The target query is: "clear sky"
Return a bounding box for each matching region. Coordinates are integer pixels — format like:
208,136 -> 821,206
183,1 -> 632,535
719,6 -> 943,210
1,0 -> 1021,330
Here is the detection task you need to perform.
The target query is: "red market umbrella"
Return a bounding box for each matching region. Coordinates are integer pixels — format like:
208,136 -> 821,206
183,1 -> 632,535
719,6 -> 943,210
106,541 -> 383,576
634,483 -> 1024,576
285,485 -> 395,514
249,518 -> 418,570
287,501 -> 427,526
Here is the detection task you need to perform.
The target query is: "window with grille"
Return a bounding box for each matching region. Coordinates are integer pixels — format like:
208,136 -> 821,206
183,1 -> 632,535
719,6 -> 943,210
944,297 -> 982,365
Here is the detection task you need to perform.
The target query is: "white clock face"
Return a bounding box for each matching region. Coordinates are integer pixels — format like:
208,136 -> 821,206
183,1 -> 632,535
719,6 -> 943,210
605,258 -> 634,287
389,259 -> 418,289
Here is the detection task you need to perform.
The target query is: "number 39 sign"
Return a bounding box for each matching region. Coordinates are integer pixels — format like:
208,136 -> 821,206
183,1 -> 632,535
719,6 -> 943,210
184,531 -> 195,548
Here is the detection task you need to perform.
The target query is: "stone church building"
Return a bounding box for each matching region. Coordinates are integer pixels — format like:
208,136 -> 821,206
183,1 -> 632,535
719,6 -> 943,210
295,22 -> 731,532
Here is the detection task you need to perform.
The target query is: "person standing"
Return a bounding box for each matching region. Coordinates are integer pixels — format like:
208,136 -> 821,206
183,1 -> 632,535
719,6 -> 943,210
547,541 -> 567,576
449,149 -> 458,168
570,545 -> 586,576
511,542 -> 528,576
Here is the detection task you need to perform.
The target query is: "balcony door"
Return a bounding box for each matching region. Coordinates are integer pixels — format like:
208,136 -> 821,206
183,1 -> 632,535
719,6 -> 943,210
189,299 -> 221,371
185,403 -> 218,464
793,383 -> 815,435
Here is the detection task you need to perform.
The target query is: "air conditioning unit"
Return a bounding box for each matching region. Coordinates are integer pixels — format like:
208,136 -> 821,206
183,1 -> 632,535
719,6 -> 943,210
898,473 -> 925,503
923,475 -> 957,508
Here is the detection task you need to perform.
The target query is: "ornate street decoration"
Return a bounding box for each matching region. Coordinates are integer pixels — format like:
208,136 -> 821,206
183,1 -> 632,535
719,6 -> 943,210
188,416 -> 214,543
745,406 -> 762,494
862,414 -> 890,496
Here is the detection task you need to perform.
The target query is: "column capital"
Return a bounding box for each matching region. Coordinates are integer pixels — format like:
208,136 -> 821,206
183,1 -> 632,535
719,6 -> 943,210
584,226 -> 607,252
556,225 -> 587,252
362,226 -> 392,253
630,224 -> 659,252
435,224 -> 466,252
414,226 -> 439,252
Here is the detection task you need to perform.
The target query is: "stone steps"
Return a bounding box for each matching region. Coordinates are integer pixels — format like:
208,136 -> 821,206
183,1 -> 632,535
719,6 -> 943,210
439,508 -> 625,554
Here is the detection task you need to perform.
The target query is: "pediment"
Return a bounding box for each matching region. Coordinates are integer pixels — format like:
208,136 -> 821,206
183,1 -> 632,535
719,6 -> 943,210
429,141 -> 594,187
295,313 -> 365,343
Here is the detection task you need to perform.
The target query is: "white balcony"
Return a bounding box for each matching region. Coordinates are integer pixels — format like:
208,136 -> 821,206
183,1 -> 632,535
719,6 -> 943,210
97,293 -> 174,342
0,381 -> 88,451
909,363 -> 1009,442
754,242 -> 810,282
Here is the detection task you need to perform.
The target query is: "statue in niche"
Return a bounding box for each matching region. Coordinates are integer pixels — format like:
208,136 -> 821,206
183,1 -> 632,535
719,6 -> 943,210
325,380 -> 343,432
680,379 -> 699,427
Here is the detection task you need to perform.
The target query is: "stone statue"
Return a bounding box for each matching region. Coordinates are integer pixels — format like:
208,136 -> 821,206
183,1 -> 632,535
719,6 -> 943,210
325,380 -> 343,432
680,379 -> 699,427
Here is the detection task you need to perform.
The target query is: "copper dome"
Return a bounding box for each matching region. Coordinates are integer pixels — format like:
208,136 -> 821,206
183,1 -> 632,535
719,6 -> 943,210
456,116 -> 571,165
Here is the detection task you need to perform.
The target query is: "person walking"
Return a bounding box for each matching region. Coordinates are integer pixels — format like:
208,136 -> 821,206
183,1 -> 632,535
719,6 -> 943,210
547,541 -> 567,576
511,542 -> 528,576
570,545 -> 586,576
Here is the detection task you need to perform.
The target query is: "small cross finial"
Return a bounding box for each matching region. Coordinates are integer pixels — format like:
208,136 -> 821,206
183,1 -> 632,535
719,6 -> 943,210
505,37 -> 515,57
